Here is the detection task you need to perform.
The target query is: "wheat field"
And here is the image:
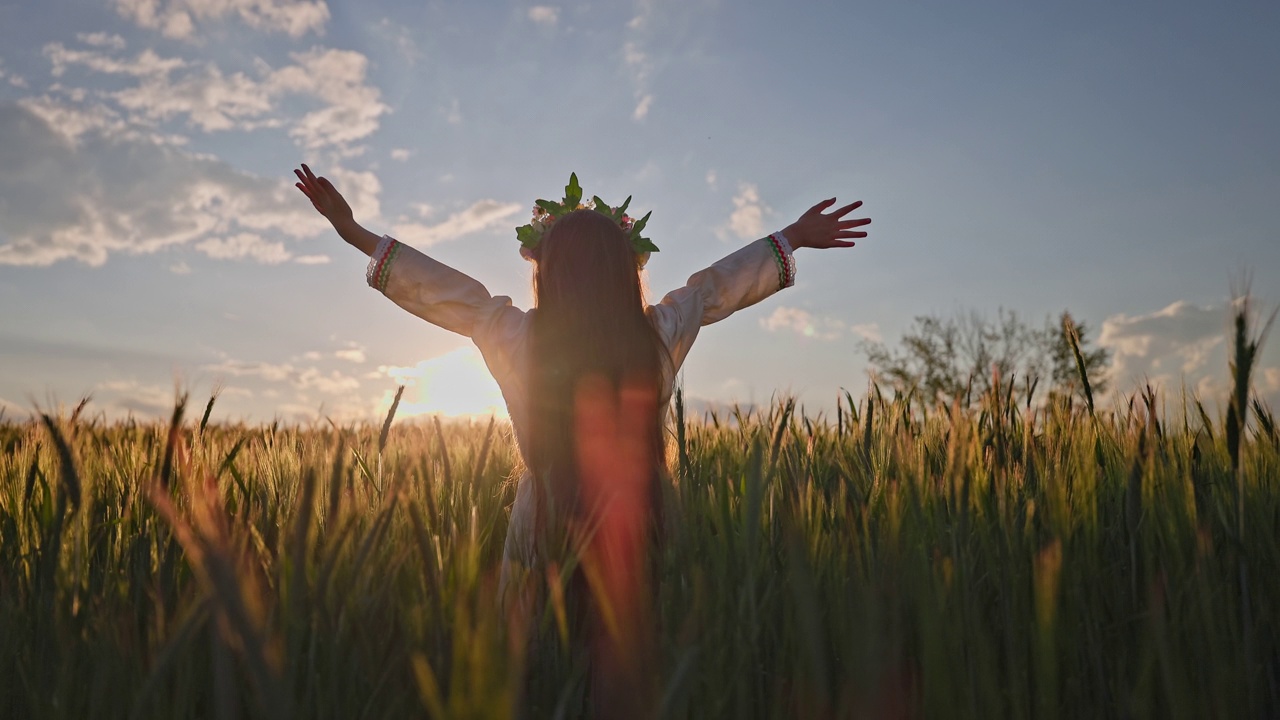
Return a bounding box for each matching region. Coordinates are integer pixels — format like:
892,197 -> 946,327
2,321 -> 1278,718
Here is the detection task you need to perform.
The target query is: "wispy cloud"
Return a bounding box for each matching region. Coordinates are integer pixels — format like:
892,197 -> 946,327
1098,299 -> 1280,407
0,101 -> 330,266
391,200 -> 522,248
528,6 -> 559,26
195,233 -> 292,263
76,32 -> 127,50
43,37 -> 388,153
760,307 -> 851,341
271,48 -> 389,151
443,97 -> 462,125
721,183 -> 770,240
204,356 -> 361,394
334,342 -> 366,363
0,59 -> 28,89
622,0 -> 656,121
95,379 -> 181,417
45,41 -> 187,79
0,396 -> 31,421
114,0 -> 330,39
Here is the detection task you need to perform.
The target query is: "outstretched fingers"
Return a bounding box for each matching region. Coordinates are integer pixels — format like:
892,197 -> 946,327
829,200 -> 863,218
294,168 -> 316,196
808,198 -> 838,215
294,165 -> 331,214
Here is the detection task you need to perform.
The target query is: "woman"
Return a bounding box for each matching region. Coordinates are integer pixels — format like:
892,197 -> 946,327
294,163 -> 869,710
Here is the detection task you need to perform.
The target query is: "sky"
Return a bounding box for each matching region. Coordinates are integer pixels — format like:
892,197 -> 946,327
1,0 -> 1278,424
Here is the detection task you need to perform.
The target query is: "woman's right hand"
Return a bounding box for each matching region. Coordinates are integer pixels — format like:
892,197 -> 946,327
781,198 -> 870,250
294,164 -> 354,226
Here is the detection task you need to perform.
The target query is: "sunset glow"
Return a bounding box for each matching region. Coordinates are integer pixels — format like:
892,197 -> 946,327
380,347 -> 509,420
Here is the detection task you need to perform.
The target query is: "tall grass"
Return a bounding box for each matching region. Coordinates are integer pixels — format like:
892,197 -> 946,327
1,307 -> 1278,718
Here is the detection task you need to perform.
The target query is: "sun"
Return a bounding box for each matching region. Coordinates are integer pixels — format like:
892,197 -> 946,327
379,347 -> 509,419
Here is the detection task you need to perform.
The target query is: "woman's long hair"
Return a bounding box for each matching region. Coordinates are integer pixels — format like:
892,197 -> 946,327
527,209 -> 668,552
525,209 -> 668,714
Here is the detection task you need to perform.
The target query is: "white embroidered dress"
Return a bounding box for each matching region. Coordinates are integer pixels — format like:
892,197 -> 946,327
365,233 -> 796,590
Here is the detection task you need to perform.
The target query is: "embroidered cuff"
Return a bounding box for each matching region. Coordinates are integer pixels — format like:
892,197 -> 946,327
365,235 -> 402,293
766,231 -> 796,290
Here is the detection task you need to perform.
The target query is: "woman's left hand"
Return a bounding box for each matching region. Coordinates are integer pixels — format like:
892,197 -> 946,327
294,164 -> 354,227
782,199 -> 870,250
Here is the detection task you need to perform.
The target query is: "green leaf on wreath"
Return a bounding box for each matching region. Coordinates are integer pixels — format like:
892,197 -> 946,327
516,224 -> 540,248
635,236 -> 660,253
630,210 -> 652,236
535,199 -> 564,218
591,196 -> 613,221
564,173 -> 582,209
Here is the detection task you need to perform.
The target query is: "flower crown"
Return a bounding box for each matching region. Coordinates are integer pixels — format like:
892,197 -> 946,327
515,173 -> 659,267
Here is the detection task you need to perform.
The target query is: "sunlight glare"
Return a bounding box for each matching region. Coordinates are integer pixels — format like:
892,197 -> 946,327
379,347 -> 508,419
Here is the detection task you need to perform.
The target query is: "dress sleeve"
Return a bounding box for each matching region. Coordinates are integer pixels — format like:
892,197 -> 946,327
646,232 -> 795,373
366,236 -> 530,386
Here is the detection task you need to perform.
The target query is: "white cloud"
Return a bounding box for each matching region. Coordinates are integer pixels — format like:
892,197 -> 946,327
633,93 -> 653,121
95,379 -> 181,417
44,42 -> 188,78
372,17 -> 421,67
203,356 -> 360,394
114,0 -> 330,39
705,169 -> 717,189
761,306 -> 845,341
270,48 -> 388,150
849,322 -> 882,343
1098,300 -> 1280,406
293,254 -> 330,264
0,101 -> 329,266
77,32 -> 128,50
444,97 -> 462,125
627,0 -> 654,30
623,40 -> 653,121
1100,301 -> 1224,384
335,343 -> 365,363
390,148 -> 412,161
0,60 -> 29,89
391,200 -> 522,248
17,95 -> 130,145
0,58 -> 28,89
0,397 -> 31,421
528,6 -> 559,25
196,232 -> 292,263
205,359 -> 294,382
113,63 -> 275,132
723,183 -> 769,240
170,260 -> 192,274
294,367 -> 359,394
45,39 -> 387,153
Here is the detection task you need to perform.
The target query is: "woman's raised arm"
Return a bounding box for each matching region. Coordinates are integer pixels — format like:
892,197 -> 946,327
294,164 -> 380,256
648,197 -> 870,373
293,161 -> 530,396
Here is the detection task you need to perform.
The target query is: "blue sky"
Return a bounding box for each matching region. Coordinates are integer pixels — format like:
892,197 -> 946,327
1,0 -> 1278,422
